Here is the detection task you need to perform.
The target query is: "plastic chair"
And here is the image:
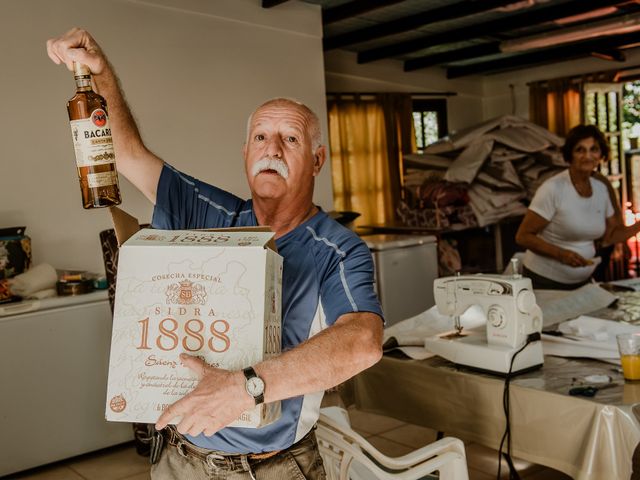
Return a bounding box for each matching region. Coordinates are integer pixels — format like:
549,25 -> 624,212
317,407 -> 469,480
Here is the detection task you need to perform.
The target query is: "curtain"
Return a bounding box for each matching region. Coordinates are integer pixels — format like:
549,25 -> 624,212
327,93 -> 414,227
529,79 -> 581,137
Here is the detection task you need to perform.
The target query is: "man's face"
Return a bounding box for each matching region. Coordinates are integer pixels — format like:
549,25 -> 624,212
243,103 -> 323,203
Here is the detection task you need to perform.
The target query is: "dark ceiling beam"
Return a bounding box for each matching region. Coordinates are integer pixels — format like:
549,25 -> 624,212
324,0 -> 515,50
446,31 -> 640,78
591,49 -> 627,62
261,0 -> 290,7
358,0 -> 628,63
323,0 -> 406,26
405,9 -> 640,70
404,43 -> 501,71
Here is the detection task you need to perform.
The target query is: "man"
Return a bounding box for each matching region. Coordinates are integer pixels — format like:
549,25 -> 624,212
47,28 -> 384,479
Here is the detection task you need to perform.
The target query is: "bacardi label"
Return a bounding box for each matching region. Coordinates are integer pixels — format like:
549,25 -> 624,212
70,108 -> 116,168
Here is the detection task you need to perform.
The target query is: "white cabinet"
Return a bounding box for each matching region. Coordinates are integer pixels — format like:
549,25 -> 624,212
364,234 -> 438,327
0,292 -> 133,476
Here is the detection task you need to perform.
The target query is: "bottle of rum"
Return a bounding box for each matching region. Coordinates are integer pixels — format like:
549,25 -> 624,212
67,62 -> 121,209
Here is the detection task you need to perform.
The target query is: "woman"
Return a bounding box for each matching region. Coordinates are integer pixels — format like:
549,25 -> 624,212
516,124 -> 640,289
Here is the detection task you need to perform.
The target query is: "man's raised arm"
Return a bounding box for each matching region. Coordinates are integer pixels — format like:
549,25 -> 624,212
47,28 -> 163,204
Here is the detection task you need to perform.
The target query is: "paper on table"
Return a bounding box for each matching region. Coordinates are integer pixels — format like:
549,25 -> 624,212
606,277 -> 640,291
558,315 -> 640,342
541,334 -> 620,363
534,283 -> 617,327
541,315 -> 640,364
383,304 -> 486,359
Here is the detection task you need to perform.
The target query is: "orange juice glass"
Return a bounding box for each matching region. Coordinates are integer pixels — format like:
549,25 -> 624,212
617,333 -> 640,381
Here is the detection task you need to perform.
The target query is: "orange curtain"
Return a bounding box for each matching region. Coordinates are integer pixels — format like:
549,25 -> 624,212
529,79 -> 581,137
327,94 -> 413,227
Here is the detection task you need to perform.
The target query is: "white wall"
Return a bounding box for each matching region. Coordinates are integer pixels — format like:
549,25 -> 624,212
0,0 -> 329,274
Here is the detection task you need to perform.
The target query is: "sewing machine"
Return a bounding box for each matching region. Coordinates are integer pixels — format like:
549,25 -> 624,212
424,270 -> 544,375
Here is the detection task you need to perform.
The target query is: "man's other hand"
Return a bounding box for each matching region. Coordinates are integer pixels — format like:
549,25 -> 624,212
155,354 -> 253,437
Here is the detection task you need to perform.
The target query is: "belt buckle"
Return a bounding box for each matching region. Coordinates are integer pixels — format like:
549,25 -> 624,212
205,452 -> 225,470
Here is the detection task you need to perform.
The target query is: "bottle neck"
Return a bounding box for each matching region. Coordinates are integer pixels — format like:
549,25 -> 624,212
74,75 -> 92,91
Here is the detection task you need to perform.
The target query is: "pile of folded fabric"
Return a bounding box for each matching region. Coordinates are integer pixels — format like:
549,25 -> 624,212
400,115 -> 567,227
399,168 -> 476,229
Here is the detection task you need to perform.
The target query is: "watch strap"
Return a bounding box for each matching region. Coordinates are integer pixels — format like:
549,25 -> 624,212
243,366 -> 264,405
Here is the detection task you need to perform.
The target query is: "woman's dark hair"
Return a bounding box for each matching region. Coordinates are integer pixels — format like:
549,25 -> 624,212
562,124 -> 609,163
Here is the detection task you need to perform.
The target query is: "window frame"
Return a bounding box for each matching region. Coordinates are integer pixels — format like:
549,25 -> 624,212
412,98 -> 448,150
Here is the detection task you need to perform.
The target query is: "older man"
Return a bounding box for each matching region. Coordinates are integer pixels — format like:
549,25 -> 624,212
47,28 -> 384,480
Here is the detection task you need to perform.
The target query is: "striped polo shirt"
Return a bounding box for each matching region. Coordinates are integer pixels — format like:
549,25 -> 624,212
152,163 -> 383,453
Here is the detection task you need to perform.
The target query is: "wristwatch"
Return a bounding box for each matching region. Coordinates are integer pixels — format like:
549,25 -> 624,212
243,366 -> 265,405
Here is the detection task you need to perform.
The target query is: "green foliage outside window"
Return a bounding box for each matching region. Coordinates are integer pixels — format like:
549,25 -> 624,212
623,81 -> 640,144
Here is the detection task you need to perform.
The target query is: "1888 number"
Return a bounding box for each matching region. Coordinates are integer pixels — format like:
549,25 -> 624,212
136,317 -> 231,352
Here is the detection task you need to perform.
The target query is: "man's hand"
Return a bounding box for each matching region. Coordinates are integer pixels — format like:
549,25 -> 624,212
46,27 -> 106,74
155,354 -> 253,437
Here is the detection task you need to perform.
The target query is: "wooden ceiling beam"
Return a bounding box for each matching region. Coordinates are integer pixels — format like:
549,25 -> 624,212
590,49 -> 627,62
358,0 -> 627,63
446,31 -> 640,78
404,43 -> 501,71
324,0 -> 515,50
262,0 -> 290,7
322,0 -> 406,26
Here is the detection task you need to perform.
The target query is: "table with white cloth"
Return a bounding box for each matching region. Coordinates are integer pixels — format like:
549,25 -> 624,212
351,352 -> 640,480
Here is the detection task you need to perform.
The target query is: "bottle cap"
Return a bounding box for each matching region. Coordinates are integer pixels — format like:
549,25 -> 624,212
73,61 -> 91,77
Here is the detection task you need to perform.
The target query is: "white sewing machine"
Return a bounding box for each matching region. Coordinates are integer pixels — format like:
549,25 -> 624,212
424,270 -> 544,375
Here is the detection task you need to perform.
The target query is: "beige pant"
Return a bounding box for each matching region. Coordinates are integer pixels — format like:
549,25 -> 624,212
151,429 -> 326,480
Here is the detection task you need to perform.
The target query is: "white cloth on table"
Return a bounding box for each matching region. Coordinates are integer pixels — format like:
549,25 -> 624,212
542,315 -> 640,363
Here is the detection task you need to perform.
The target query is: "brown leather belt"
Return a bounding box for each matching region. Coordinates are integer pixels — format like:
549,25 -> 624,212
162,426 -> 281,466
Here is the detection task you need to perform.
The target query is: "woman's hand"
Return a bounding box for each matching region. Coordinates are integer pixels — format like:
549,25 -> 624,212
557,249 -> 591,267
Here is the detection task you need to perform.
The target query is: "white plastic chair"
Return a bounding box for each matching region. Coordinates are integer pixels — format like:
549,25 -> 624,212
317,407 -> 469,480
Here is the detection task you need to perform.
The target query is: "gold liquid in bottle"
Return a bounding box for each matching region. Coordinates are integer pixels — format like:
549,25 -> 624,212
67,62 -> 121,209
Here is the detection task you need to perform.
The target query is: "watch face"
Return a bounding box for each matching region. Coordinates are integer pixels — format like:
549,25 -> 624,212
246,376 -> 265,397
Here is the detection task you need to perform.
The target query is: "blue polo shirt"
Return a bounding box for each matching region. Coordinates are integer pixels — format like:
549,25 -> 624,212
152,164 -> 383,453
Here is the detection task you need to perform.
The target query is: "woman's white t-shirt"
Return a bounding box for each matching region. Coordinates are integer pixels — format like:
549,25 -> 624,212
523,170 -> 614,284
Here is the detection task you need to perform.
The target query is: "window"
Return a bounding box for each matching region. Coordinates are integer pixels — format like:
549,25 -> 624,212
412,99 -> 448,151
623,80 -> 640,149
583,83 -> 625,206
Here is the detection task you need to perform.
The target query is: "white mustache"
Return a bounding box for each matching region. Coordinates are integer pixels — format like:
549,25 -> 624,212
251,158 -> 289,179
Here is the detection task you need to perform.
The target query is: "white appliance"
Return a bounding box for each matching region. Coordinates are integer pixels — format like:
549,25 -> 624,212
0,291 -> 133,477
424,273 -> 544,375
364,234 -> 438,327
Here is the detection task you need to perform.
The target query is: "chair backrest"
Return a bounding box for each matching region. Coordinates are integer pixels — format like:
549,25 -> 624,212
99,228 -> 119,314
317,407 -> 469,480
99,224 -> 149,314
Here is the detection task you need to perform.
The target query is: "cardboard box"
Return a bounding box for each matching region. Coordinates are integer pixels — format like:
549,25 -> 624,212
105,208 -> 282,427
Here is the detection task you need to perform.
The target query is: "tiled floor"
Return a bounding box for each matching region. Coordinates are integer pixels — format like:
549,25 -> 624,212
5,409 -> 571,480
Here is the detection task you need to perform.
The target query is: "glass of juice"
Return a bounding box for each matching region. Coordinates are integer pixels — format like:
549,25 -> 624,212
617,333 -> 640,381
